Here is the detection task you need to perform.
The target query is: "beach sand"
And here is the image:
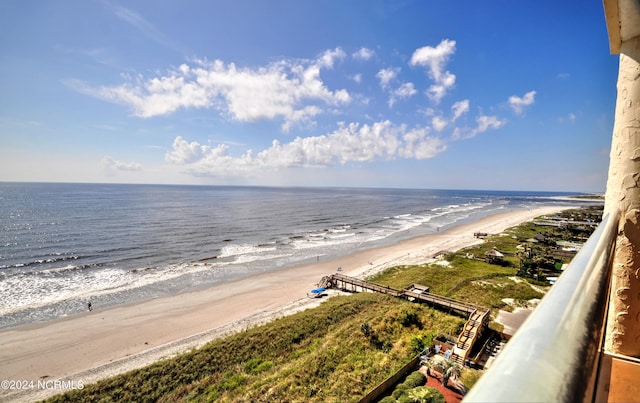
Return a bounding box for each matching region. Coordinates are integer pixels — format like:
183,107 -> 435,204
0,206 -> 571,401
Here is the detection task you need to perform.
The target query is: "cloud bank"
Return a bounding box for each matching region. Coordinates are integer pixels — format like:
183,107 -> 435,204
102,156 -> 143,172
166,120 -> 446,177
71,49 -> 352,133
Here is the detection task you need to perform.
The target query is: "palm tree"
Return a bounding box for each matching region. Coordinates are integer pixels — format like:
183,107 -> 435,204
421,358 -> 436,377
441,359 -> 462,387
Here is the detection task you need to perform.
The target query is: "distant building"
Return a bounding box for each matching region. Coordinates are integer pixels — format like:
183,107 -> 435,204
485,248 -> 504,264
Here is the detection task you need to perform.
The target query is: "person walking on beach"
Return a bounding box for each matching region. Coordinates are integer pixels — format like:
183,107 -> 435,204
87,301 -> 92,312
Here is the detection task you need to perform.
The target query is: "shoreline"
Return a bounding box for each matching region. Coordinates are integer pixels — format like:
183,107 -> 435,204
0,205 -> 573,401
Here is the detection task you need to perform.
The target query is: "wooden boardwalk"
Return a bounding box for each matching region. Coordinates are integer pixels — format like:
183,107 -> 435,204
320,273 -> 479,315
318,273 -> 489,362
319,273 -> 403,297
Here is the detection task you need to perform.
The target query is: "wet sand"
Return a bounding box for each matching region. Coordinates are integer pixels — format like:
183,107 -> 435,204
0,206 -> 572,401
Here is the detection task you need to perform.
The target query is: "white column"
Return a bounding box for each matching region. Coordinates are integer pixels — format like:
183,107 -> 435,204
604,35 -> 640,357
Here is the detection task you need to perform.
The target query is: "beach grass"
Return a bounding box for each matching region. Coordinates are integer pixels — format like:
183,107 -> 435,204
366,213 -> 598,316
44,207 -> 599,402
368,256 -> 545,319
47,293 -> 464,402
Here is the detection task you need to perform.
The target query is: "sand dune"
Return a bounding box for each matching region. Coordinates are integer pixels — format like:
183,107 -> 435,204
0,206 -> 571,402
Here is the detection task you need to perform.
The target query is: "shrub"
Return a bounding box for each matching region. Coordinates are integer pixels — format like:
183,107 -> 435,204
392,383 -> 409,399
244,358 -> 273,374
397,393 -> 414,403
361,322 -> 373,337
398,308 -> 422,328
390,369 -> 428,400
409,335 -> 426,354
408,386 -> 445,403
404,371 -> 427,388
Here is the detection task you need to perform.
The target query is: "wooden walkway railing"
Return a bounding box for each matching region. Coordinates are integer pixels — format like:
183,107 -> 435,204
320,273 -> 481,315
319,273 -> 489,362
319,273 -> 404,297
454,309 -> 490,362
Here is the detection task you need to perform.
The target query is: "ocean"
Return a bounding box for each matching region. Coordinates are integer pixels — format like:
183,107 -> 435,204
0,182 -> 589,330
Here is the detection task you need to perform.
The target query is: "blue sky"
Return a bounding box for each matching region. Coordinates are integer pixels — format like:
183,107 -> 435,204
0,0 -> 618,192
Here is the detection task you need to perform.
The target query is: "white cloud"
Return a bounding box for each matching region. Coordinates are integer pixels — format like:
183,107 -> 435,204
429,100 -> 469,132
69,50 -> 352,133
166,120 -> 446,177
410,39 -> 457,103
281,105 -> 323,133
101,156 -> 143,172
451,100 -> 469,121
426,71 -> 455,102
421,108 -> 436,117
376,67 -> 400,89
318,47 -> 346,69
558,112 -> 577,124
476,115 -> 505,132
351,73 -> 362,83
376,68 -> 415,107
410,39 -> 456,81
469,115 -> 506,138
508,90 -> 536,115
393,83 -> 417,98
165,136 -> 212,164
400,127 -> 446,159
452,115 -> 506,140
388,82 -> 417,107
352,47 -> 375,61
432,116 -> 448,132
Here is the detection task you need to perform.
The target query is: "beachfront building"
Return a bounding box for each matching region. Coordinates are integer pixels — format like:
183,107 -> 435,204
463,1 -> 640,402
484,248 -> 504,264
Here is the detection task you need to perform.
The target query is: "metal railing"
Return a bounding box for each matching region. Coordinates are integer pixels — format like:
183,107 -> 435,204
463,211 -> 619,403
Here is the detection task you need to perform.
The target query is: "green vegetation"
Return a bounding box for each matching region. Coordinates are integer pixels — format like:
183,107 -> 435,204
369,207 -> 602,317
440,359 -> 462,387
408,386 -> 446,403
48,207 -> 601,402
459,367 -> 483,390
368,255 -> 544,318
48,293 -> 463,403
378,371 -> 445,403
369,257 -> 514,296
390,371 -> 427,400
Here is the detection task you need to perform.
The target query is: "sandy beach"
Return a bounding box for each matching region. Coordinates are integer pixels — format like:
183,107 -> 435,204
0,206 -> 572,401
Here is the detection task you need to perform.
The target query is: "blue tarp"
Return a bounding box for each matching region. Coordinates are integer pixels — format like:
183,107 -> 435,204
310,288 -> 326,294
